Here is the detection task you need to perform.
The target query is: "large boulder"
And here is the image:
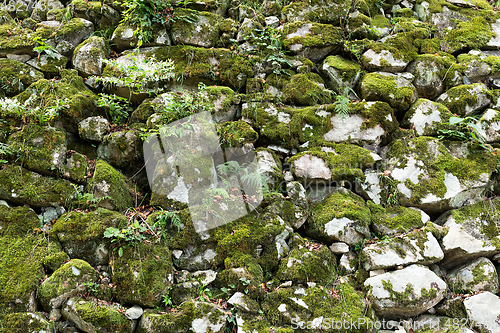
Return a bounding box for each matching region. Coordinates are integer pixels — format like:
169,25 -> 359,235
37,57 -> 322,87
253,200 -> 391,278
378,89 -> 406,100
0,59 -> 44,97
361,48 -> 409,72
402,99 -> 453,137
97,130 -> 142,169
364,264 -> 447,318
320,55 -> 362,93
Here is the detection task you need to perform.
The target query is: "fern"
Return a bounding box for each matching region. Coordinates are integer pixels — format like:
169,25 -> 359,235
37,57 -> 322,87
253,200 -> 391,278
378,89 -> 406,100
333,87 -> 358,123
156,210 -> 183,232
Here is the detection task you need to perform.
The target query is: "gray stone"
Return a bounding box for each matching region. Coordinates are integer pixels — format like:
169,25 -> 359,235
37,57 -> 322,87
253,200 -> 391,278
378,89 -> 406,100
447,257 -> 499,294
361,48 -> 409,72
72,36 -> 108,77
125,305 -> 144,320
478,108 -> 500,143
171,10 -> 222,48
364,264 -> 447,318
436,83 -> 491,117
329,242 -> 350,254
463,292 -> 500,333
97,131 -> 142,169
362,230 -> 444,271
402,99 -> 453,137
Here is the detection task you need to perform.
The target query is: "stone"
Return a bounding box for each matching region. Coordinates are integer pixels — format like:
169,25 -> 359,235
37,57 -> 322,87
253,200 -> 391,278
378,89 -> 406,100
97,130 -> 142,169
478,108 -> 500,143
78,117 -> 110,142
340,252 -> 357,273
463,292 -> 500,333
320,55 -> 362,94
62,297 -> 134,333
446,257 -> 499,294
361,48 -> 409,72
26,52 -> 68,76
171,9 -> 222,48
402,99 -> 453,137
60,151 -> 89,184
125,305 -> 144,320
72,36 -> 108,77
1,312 -> 53,332
362,229 -> 444,271
407,55 -> 453,99
436,199 -> 500,268
329,242 -> 350,254
436,83 -> 491,117
256,148 -> 282,191
364,264 -> 447,318
0,58 -> 44,96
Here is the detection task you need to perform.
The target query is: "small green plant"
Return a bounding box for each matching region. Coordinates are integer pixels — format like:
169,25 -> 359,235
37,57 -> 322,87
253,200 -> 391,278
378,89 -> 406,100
72,185 -> 111,210
0,96 -> 68,124
33,37 -> 61,59
155,209 -> 183,232
82,281 -> 99,295
198,283 -> 212,301
332,87 -> 357,122
104,220 -> 148,257
162,287 -> 174,307
250,27 -> 291,75
0,142 -> 16,164
97,93 -> 132,124
438,116 -> 491,151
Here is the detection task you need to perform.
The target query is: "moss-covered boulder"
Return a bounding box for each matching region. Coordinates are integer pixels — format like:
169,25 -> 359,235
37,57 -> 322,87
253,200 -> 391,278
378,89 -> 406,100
30,0 -> 64,21
365,137 -> 498,213
14,69 -> 97,133
1,312 -> 55,332
7,123 -> 66,175
407,54 -> 463,99
62,297 -> 134,333
200,85 -> 240,123
78,116 -> 110,142
255,148 -> 282,191
52,209 -> 127,266
0,205 -> 40,237
281,1 -> 350,25
361,48 -> 409,72
0,165 -> 75,208
136,301 -> 228,333
289,145 -> 376,185
456,50 -> 500,83
478,108 -> 500,143
435,198 -> 500,268
38,259 -> 98,312
0,59 -> 44,97
110,242 -> 173,307
72,36 -> 108,77
97,130 -> 142,169
171,9 -> 223,48
320,55 -> 362,94
281,21 -> 343,62
217,120 -> 258,148
463,292 -> 500,333
439,16 -> 495,53
446,257 -> 499,294
361,228 -> 444,271
368,202 -> 429,236
276,234 -> 337,285
402,99 -> 454,137
364,264 -> 447,318
69,0 -> 121,29
322,101 -> 398,146
90,159 -> 134,212
359,71 -> 418,113
262,283 -> 374,331
111,22 -> 171,52
436,83 -> 492,117
0,233 -> 67,312
46,18 -> 95,56
307,189 -> 371,246
282,73 -> 333,106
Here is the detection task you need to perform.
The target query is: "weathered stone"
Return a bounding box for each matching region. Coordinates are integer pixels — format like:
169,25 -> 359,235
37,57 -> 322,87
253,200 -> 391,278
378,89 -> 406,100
463,292 -> 500,333
72,36 -> 108,77
1,312 -> 54,332
447,257 -> 499,294
320,55 -> 362,93
0,58 -> 44,96
125,305 -> 143,320
62,297 -> 134,333
78,116 -> 110,142
97,130 -> 142,169
90,160 -> 134,212
436,83 -> 491,117
171,9 -> 222,48
362,230 -> 444,271
407,55 -> 455,99
364,264 -> 447,318
60,152 -> 89,184
362,48 -> 409,72
26,52 -> 68,76
436,199 -> 500,268
478,108 -> 500,143
256,148 -> 282,191
402,99 -> 453,137
329,242 -> 350,254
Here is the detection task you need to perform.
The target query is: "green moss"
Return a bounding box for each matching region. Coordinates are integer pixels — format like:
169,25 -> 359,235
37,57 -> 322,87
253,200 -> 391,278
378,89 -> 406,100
0,165 -> 75,208
380,280 -> 437,307
369,202 -> 425,235
282,21 -> 343,50
70,297 -> 132,332
111,242 -> 173,307
90,160 -> 134,212
323,55 -> 362,83
0,205 -> 40,237
0,234 -> 66,312
440,17 -> 495,52
1,312 -> 55,332
360,72 -> 417,112
437,83 -> 491,116
217,120 -> 258,148
0,59 -> 44,97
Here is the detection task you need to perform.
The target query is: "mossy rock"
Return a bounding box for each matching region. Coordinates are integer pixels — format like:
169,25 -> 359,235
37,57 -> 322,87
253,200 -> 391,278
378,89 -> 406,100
288,144 -> 376,184
368,202 -> 428,236
200,85 -> 240,123
320,55 -> 363,93
282,73 -> 333,106
456,51 -> 500,83
281,1 -> 350,25
72,35 -> 109,77
171,9 -> 223,48
62,297 -> 134,333
307,188 -> 371,245
1,312 -> 55,332
7,123 -> 66,176
110,242 -> 173,307
359,71 -> 418,113
26,53 -> 69,77
381,136 -> 498,213
0,205 -> 40,237
97,130 -> 142,169
435,83 -> 492,117
144,44 -> 254,91
0,233 -> 67,312
215,259 -> 264,299
0,165 -> 75,208
90,159 -> 134,212
439,16 -> 495,53
262,283 -> 373,332
60,151 -> 89,184
217,120 -> 258,148
52,209 -> 127,266
0,59 -> 44,97
402,99 -> 454,137
136,301 -> 227,333
446,257 -> 499,294
38,259 -> 98,312
14,69 -> 97,133
276,234 -> 337,285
